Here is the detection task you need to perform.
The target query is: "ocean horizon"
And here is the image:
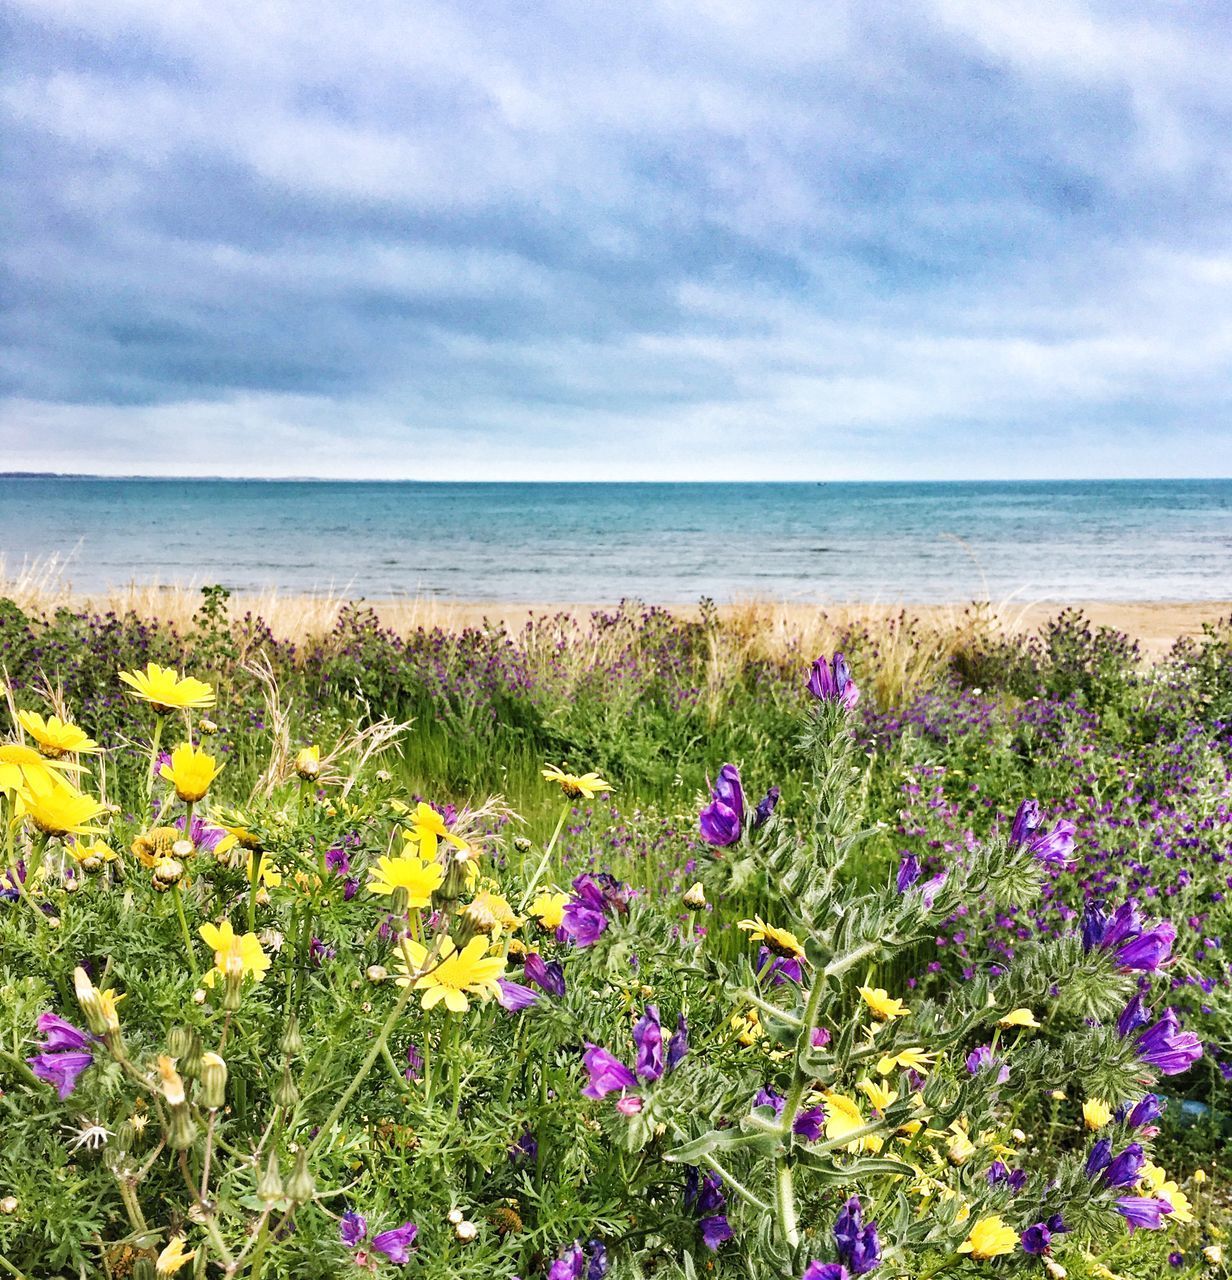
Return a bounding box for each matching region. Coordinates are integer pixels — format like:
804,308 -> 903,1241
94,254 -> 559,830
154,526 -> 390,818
1,475 -> 1230,603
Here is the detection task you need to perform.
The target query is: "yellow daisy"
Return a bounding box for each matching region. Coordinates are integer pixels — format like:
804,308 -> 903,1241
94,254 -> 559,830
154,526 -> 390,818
0,743 -> 66,793
155,1235 -> 196,1277
876,1048 -> 936,1075
15,769 -> 106,837
530,889 -> 569,931
957,1215 -> 1018,1260
160,743 -> 223,803
119,663 -> 215,711
541,764 -> 614,800
368,850 -> 444,906
998,1007 -> 1041,1030
395,934 -> 506,1012
400,801 -> 469,861
1083,1098 -> 1112,1130
738,915 -> 805,960
17,711 -> 99,757
66,838 -> 118,867
821,1090 -> 883,1152
858,986 -> 910,1021
247,852 -> 282,889
199,920 -> 271,987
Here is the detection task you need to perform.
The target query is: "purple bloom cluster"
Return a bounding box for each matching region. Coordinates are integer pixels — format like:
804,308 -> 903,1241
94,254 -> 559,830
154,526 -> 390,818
548,1239 -> 608,1280
684,1167 -> 731,1250
751,1089 -> 825,1141
1082,900 -> 1176,972
808,652 -> 859,708
560,873 -> 631,947
699,764 -> 744,848
339,1211 -> 419,1262
802,1196 -> 880,1279
1118,998 -> 1203,1076
581,1007 -> 687,1112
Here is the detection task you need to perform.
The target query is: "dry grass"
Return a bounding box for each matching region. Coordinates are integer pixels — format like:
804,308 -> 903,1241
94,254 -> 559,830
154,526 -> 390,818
1,554 -> 1227,663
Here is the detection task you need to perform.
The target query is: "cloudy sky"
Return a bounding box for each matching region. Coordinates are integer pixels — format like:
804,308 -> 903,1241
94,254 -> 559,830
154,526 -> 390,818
3,0 -> 1232,479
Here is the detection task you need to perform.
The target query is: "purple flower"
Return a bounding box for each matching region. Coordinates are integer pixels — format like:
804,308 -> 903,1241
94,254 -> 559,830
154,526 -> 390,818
758,946 -> 803,986
26,1013 -> 96,1099
1020,1223 -> 1051,1255
404,1043 -> 424,1082
496,979 -> 539,1012
1085,1138 -> 1113,1178
1009,799 -> 1041,847
700,764 -> 744,847
1115,1197 -> 1172,1232
1024,818 -> 1076,868
685,1168 -> 731,1250
666,1014 -> 688,1071
508,1129 -> 538,1164
793,1106 -> 826,1142
808,653 -> 859,708
1103,1143 -> 1145,1189
560,874 -> 628,947
308,936 -> 335,966
700,1214 -> 733,1250
581,1045 -> 637,1099
965,1045 -> 1010,1084
339,1211 -> 368,1247
833,1196 -> 880,1275
1134,1007 -> 1203,1076
1081,899 -> 1109,951
1117,994 -> 1151,1037
754,1088 -> 785,1115
548,1244 -> 585,1280
325,845 -> 351,876
896,853 -> 921,893
1125,1094 -> 1164,1129
371,1221 -> 419,1263
524,952 -> 566,997
632,1006 -> 664,1081
803,1267 -> 850,1280
1114,922 -> 1176,973
919,872 -> 947,908
811,1026 -> 831,1048
752,786 -> 780,828
28,1050 -> 95,1100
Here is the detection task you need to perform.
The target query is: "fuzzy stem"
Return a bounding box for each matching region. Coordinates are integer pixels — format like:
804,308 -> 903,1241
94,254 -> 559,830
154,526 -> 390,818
517,801 -> 569,912
172,884 -> 199,982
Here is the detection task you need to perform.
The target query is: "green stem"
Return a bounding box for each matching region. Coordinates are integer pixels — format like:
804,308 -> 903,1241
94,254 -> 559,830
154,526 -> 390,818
146,715 -> 165,808
517,802 -> 569,912
172,884 -> 199,982
247,839 -> 261,933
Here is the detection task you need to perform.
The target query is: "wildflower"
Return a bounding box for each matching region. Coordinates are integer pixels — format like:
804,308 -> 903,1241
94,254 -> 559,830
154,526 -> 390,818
822,1091 -> 882,1152
530,889 -> 569,930
957,1215 -> 1018,1259
997,1007 -> 1040,1030
560,873 -> 629,947
965,1045 -> 1010,1083
340,1212 -> 367,1246
758,946 -> 803,985
16,770 -> 106,837
73,967 -> 123,1035
370,1222 -> 419,1263
401,801 -> 469,860
119,663 -> 215,712
367,850 -> 444,905
856,1077 -> 894,1111
155,1236 -> 196,1277
1021,1223 -> 1053,1255
807,652 -> 859,707
1102,1143 -> 1145,1189
1085,1138 -> 1113,1178
1115,1197 -> 1171,1232
833,1196 -> 881,1275
199,920 -> 271,987
541,765 -> 614,800
159,743 -> 223,803
17,711 -> 99,757
1084,901 -> 1176,972
583,1008 -> 686,1102
682,881 -> 707,908
26,1013 -> 96,1099
802,1267 -> 849,1280
740,916 -> 805,960
523,952 -> 566,997
858,987 -> 909,1021
66,838 -> 117,870
294,745 -> 320,780
1083,1099 -> 1113,1130
1131,1007 -> 1203,1076
699,764 -> 744,847
1139,1164 -> 1194,1225
876,1048 -> 935,1074
1007,800 -> 1075,868
395,934 -> 505,1012
466,889 -> 522,936
496,979 -> 539,1011
752,784 -> 781,827
0,743 -> 66,793
247,852 -> 282,889
896,852 -> 921,892
548,1239 -> 610,1277
1123,1094 -> 1164,1129
685,1168 -> 731,1251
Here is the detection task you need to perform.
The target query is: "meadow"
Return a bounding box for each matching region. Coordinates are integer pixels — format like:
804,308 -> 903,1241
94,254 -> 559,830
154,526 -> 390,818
0,585 -> 1228,1278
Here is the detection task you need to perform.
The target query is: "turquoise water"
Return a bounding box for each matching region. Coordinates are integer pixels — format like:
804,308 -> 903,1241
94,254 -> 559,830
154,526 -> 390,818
0,477 -> 1230,602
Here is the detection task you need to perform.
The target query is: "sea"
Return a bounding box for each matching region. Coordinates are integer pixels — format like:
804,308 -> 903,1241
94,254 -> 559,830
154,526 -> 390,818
1,476 -> 1230,603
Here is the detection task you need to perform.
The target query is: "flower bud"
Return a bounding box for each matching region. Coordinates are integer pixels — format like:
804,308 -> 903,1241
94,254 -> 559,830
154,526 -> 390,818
454,1219 -> 478,1242
683,881 -> 706,909
281,1016 -> 304,1059
172,838 -> 194,860
153,858 -> 185,888
366,965 -> 388,983
133,1260 -> 156,1280
167,1026 -> 195,1059
273,1067 -> 299,1109
257,1152 -> 284,1204
512,835 -> 532,853
436,848 -> 473,903
199,1052 -> 228,1110
0,1196 -> 17,1214
294,746 -> 321,781
447,1208 -> 464,1225
157,1055 -> 186,1107
168,1106 -> 198,1151
113,1120 -> 137,1154
286,1148 -> 315,1204
1194,1168 -> 1207,1184
391,886 -> 411,918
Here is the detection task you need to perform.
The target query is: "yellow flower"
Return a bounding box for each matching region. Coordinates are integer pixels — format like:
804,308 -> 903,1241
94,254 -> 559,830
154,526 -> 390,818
530,890 -> 569,930
958,1215 -> 1018,1260
0,743 -> 66,793
1140,1163 -> 1194,1224
17,711 -> 99,758
16,769 -> 106,836
401,801 -> 468,861
998,1007 -> 1041,1029
1083,1098 -> 1112,1130
199,920 -> 271,987
467,889 -> 522,936
294,744 -> 321,779
730,1007 -> 762,1046
541,764 -> 614,800
947,1129 -> 977,1165
247,852 -> 282,888
74,966 -> 124,1034
160,743 -> 223,803
1193,1168 -> 1206,1184
821,1090 -> 883,1153
395,934 -> 506,1012
157,1055 -> 186,1106
156,1235 -> 196,1277
131,826 -> 182,869
66,838 -> 117,867
857,1077 -> 894,1111
738,916 -> 805,960
119,663 -> 215,711
858,987 -> 910,1021
876,1048 -> 936,1075
368,850 -> 445,905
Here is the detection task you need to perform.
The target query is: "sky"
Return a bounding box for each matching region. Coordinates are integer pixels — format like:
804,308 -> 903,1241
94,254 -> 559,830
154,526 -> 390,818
3,0 -> 1232,480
